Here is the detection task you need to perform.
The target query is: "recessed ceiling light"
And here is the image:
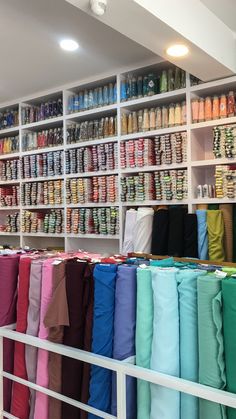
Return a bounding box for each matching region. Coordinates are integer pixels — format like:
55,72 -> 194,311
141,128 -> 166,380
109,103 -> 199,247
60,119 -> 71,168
60,39 -> 79,52
166,44 -> 189,58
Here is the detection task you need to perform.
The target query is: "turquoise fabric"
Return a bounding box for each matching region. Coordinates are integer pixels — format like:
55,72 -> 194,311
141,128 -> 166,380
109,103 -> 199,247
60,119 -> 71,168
150,257 -> 174,267
196,210 -> 209,260
177,269 -> 207,419
197,274 -> 226,419
135,268 -> 153,419
150,267 -> 180,419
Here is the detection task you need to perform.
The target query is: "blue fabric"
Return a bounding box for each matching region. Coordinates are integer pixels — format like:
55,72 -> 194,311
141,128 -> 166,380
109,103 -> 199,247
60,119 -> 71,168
111,264 -> 137,419
177,269 -> 207,419
88,264 -> 117,419
150,257 -> 174,267
196,210 -> 209,260
150,267 -> 180,419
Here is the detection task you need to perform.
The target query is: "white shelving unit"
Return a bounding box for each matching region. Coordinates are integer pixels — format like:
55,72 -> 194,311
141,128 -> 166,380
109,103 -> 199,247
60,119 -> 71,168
0,58 -> 235,253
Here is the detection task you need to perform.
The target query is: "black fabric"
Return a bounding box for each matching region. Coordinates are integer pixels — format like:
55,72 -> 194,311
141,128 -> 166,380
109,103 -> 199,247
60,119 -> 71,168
151,209 -> 169,255
167,206 -> 185,257
183,213 -> 198,258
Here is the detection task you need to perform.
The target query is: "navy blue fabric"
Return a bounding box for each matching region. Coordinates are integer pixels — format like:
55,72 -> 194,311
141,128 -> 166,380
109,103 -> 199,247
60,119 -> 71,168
88,264 -> 117,419
111,264 -> 137,419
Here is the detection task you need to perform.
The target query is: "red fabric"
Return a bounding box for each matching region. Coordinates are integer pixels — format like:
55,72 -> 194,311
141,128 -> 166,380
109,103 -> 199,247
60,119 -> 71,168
11,256 -> 32,419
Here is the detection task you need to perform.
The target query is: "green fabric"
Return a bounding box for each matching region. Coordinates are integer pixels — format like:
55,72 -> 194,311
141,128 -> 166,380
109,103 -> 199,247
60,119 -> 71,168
136,267 -> 153,419
150,257 -> 174,267
208,204 -> 219,210
233,205 -> 236,262
207,210 -> 225,261
222,267 -> 236,276
222,278 -> 236,419
197,274 -> 226,419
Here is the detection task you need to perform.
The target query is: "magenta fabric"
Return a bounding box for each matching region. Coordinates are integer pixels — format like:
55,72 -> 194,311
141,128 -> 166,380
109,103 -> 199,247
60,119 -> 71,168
0,254 -> 19,413
34,259 -> 54,419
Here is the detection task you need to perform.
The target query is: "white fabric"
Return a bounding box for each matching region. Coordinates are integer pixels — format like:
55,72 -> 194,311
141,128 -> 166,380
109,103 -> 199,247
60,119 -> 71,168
122,209 -> 137,255
133,207 -> 154,253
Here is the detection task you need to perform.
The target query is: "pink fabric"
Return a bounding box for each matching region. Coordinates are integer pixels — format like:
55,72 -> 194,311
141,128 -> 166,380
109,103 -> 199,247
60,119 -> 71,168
34,259 -> 54,419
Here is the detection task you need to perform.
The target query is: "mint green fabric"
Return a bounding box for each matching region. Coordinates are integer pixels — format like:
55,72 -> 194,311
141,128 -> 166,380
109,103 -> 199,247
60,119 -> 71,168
150,267 -> 180,419
222,267 -> 236,276
135,268 -> 153,419
222,278 -> 236,419
150,257 -> 174,267
177,269 -> 207,419
197,274 -> 226,419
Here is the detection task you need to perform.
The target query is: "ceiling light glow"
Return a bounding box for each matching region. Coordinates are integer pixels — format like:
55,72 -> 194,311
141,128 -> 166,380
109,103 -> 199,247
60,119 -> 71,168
60,39 -> 79,52
166,44 -> 189,58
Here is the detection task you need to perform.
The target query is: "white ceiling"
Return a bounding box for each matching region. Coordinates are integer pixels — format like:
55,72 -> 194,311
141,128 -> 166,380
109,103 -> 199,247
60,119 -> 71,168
201,0 -> 236,32
0,0 -> 155,103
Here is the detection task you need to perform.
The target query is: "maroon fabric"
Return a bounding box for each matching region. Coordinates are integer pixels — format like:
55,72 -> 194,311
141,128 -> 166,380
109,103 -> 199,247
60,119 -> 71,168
11,256 -> 32,419
80,264 -> 94,419
61,260 -> 88,419
0,254 -> 19,413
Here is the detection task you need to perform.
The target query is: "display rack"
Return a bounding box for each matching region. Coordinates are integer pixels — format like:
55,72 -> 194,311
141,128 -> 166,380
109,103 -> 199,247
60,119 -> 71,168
0,57 -> 236,252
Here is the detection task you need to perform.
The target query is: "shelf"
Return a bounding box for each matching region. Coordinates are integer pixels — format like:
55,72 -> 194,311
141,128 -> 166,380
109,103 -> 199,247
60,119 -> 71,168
121,163 -> 187,174
67,234 -> 119,239
0,127 -> 19,136
66,104 -> 117,120
22,205 -> 63,210
66,170 -> 118,178
0,206 -> 19,211
0,180 -> 19,185
190,75 -> 236,95
190,117 -> 236,130
0,232 -> 20,236
120,126 -> 187,141
66,136 -> 118,148
192,158 -> 236,167
22,145 -> 64,156
120,88 -> 186,109
67,202 -> 119,208
21,175 -> 64,183
21,116 -> 63,130
23,232 -> 64,237
0,153 -> 19,160
193,198 -> 236,204
122,199 -> 188,206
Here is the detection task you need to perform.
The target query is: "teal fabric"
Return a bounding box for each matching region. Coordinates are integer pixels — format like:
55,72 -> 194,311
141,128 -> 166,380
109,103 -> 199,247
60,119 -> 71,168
150,267 -> 180,419
150,257 -> 174,267
197,274 -> 226,419
177,269 -> 207,419
135,268 -> 153,419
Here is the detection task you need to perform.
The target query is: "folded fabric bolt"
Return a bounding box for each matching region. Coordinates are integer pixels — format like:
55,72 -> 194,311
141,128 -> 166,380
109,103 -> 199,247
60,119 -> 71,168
133,207 -> 154,253
122,209 -> 137,255
207,210 -> 225,261
196,210 -> 209,260
151,209 -> 169,255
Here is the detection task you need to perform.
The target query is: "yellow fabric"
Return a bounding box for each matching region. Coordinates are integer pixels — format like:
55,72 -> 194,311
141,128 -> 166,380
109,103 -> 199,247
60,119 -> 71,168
207,210 -> 225,261
197,204 -> 208,210
219,204 -> 233,262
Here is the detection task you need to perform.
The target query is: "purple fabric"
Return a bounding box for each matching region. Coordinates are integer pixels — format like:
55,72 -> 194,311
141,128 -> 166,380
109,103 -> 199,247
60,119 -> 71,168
111,264 -> 137,419
0,254 -> 19,412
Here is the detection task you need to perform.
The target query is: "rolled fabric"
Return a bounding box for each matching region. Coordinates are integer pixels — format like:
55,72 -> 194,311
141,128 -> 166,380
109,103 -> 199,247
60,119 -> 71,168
62,259 -> 88,419
198,274 -> 226,419
133,207 -> 154,253
219,204 -> 233,262
135,268 -> 153,419
222,278 -> 236,419
88,264 -> 117,419
0,254 -> 19,413
34,259 -> 54,419
150,267 -> 180,419
11,256 -> 31,419
111,265 -> 137,419
25,259 -> 44,419
168,206 -> 185,256
183,213 -> 198,257
207,210 -> 225,261
177,269 -> 206,419
196,210 -> 209,260
233,205 -> 236,262
44,260 -> 69,419
150,257 -> 174,267
122,209 -> 137,255
151,209 -> 169,255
